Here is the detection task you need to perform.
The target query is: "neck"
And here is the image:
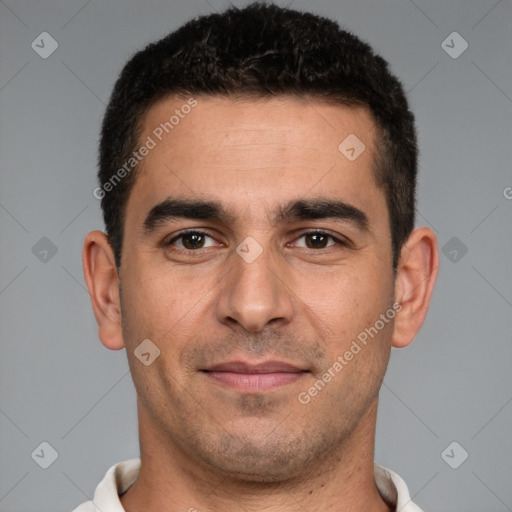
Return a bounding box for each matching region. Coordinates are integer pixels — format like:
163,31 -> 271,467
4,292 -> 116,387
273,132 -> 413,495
120,398 -> 392,512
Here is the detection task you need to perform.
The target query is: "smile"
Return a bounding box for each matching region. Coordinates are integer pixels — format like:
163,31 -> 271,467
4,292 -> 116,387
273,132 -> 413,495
201,361 -> 308,392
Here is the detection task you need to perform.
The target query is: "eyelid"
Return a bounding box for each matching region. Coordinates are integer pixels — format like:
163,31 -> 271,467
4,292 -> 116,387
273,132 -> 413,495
165,229 -> 220,247
289,229 -> 350,248
164,228 -> 349,251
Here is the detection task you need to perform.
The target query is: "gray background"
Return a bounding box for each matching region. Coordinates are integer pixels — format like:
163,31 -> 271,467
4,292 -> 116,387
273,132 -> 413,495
0,0 -> 511,510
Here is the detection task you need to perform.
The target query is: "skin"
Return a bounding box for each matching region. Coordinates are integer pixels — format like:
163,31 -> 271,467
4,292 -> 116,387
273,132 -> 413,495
83,95 -> 438,512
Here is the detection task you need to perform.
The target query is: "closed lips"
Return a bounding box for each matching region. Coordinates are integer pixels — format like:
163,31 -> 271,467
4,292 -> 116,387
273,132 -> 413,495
201,361 -> 308,392
202,361 -> 306,373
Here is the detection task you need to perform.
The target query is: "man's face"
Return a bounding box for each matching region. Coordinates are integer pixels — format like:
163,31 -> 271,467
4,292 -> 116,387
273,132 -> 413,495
119,95 -> 396,481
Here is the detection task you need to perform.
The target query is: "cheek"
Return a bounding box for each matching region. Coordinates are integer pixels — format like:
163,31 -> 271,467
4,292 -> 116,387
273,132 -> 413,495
119,263 -> 178,343
120,257 -> 219,353
309,264 -> 390,336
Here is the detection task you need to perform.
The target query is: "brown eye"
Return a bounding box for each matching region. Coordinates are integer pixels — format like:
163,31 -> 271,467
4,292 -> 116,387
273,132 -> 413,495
182,232 -> 205,249
167,231 -> 216,250
294,231 -> 342,249
304,233 -> 330,249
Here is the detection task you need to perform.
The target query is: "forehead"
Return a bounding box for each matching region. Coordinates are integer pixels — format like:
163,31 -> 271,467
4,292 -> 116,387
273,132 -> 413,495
127,95 -> 385,226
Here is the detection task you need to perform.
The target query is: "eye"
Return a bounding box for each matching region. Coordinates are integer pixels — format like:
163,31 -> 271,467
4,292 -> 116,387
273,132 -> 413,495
293,231 -> 345,249
166,230 -> 219,250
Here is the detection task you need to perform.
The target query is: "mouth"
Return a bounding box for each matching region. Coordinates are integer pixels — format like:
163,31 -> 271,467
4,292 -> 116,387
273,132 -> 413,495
201,361 -> 309,392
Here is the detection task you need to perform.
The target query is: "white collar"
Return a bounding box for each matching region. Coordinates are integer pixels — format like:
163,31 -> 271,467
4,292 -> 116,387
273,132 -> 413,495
73,459 -> 424,511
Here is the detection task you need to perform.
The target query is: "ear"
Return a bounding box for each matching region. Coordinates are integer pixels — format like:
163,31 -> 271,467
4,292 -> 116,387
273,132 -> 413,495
82,230 -> 125,350
392,227 -> 439,348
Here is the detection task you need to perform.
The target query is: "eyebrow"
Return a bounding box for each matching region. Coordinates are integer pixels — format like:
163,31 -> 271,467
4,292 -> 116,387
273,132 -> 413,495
142,197 -> 369,233
143,198 -> 236,233
275,198 -> 369,231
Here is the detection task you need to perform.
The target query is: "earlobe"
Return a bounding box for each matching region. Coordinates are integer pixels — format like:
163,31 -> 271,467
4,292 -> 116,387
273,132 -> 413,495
82,230 -> 125,350
391,227 -> 439,348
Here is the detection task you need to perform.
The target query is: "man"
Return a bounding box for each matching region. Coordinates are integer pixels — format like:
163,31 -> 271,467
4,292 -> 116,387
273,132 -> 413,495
76,2 -> 438,511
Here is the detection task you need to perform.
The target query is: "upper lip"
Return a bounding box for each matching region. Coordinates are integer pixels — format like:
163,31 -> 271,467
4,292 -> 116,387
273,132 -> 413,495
203,360 -> 306,374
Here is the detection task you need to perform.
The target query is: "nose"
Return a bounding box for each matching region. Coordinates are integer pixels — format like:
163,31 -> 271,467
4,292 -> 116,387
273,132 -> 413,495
215,240 -> 295,333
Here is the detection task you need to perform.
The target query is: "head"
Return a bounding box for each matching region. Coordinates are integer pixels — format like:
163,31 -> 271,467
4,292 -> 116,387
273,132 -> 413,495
84,2 -> 438,484
97,2 -> 417,272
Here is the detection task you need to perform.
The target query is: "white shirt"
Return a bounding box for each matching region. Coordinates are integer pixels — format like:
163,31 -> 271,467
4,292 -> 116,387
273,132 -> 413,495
72,459 -> 424,511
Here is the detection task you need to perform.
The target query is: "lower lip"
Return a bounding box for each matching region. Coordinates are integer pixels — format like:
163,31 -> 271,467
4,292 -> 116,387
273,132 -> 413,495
204,371 -> 306,392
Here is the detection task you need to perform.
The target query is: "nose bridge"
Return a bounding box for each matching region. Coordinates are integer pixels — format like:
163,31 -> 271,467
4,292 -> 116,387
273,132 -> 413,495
215,236 -> 294,332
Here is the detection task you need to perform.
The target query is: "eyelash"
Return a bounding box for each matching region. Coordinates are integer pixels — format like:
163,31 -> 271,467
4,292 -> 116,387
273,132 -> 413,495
164,229 -> 348,253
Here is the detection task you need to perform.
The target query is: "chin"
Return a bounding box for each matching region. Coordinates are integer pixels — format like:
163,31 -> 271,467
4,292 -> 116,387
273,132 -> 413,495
193,427 -> 332,484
